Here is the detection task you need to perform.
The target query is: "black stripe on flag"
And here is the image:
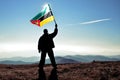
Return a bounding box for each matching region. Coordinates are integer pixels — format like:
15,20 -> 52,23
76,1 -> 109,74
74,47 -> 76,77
39,11 -> 53,21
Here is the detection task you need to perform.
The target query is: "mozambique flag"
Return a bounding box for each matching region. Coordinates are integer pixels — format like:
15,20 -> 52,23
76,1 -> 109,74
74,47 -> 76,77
30,4 -> 54,27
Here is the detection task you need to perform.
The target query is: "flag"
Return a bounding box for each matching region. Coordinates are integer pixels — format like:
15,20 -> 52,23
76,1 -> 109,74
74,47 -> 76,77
30,4 -> 54,27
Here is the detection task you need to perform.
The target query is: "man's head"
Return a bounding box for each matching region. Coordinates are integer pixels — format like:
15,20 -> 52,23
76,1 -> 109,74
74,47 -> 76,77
43,29 -> 48,34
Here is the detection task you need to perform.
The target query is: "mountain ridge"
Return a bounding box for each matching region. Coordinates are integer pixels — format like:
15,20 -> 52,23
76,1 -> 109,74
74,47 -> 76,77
0,55 -> 120,64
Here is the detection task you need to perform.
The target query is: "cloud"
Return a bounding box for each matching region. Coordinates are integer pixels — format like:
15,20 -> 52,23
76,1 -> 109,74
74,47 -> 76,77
0,43 -> 36,53
80,18 -> 111,25
65,18 -> 111,26
55,44 -> 120,56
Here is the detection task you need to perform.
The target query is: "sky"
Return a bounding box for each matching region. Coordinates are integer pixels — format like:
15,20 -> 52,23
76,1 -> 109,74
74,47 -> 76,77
0,0 -> 120,58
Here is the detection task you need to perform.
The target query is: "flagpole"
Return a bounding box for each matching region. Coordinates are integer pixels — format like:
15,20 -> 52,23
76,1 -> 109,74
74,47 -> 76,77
48,4 -> 57,25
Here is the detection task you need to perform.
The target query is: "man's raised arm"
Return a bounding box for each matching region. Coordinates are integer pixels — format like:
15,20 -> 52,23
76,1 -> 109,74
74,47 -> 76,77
50,24 -> 58,38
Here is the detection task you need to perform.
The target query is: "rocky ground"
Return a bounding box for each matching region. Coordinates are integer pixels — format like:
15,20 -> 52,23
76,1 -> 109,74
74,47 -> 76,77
0,61 -> 120,80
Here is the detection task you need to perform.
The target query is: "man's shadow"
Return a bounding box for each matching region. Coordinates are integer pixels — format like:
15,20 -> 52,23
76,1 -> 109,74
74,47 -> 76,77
38,68 -> 58,80
48,68 -> 58,80
38,68 -> 46,80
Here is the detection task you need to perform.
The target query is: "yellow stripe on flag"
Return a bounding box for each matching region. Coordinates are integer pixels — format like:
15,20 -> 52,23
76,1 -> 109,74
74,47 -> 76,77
40,16 -> 54,26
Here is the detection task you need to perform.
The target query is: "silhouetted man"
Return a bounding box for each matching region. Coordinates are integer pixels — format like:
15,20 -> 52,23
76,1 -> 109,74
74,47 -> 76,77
38,24 -> 58,69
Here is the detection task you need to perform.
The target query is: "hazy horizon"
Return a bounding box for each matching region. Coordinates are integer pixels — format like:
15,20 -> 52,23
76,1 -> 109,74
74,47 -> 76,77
0,0 -> 120,58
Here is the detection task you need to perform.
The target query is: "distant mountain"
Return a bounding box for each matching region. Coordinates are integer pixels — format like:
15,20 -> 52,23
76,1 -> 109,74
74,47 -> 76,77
0,56 -> 39,62
65,55 -> 119,62
0,60 -> 32,64
108,55 -> 120,60
46,57 -> 78,64
0,55 -> 120,64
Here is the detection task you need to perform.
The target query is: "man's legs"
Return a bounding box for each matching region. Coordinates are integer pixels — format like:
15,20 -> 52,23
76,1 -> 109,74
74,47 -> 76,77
48,49 -> 57,68
39,51 -> 46,69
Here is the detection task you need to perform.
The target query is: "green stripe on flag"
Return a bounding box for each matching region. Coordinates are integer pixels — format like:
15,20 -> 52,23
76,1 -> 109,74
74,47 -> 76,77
31,7 -> 47,20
